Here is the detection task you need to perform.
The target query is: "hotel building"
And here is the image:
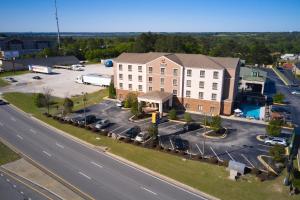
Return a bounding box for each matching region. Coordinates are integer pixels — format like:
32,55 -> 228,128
113,52 -> 240,116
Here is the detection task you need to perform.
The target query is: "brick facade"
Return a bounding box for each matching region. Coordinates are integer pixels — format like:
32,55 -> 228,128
182,98 -> 221,116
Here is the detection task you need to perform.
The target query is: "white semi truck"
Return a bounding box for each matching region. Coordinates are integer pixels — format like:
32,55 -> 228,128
28,65 -> 52,74
76,74 -> 111,86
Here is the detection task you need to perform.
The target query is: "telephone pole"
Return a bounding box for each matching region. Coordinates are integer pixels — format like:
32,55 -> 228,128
54,0 -> 61,49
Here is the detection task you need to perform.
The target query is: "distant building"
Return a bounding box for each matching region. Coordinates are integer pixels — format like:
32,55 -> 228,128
239,67 -> 267,94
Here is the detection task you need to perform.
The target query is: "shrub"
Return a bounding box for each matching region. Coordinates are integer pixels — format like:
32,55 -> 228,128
273,93 -> 285,104
168,108 -> 177,120
124,93 -> 137,108
108,82 -> 116,99
269,144 -> 286,163
266,119 -> 282,137
184,112 -> 192,123
34,93 -> 46,108
210,115 -> 222,131
63,98 -> 74,115
147,124 -> 158,139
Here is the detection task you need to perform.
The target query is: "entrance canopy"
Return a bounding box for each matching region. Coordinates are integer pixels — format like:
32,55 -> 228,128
138,91 -> 173,115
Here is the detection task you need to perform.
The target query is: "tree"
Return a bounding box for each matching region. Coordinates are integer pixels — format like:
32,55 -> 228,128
168,109 -> 177,120
131,100 -> 139,116
210,115 -> 222,131
266,119 -> 282,137
184,112 -> 192,123
269,145 -> 285,163
124,93 -> 137,108
147,124 -> 158,139
34,93 -> 46,108
108,82 -> 116,99
273,93 -> 285,104
63,98 -> 74,115
43,87 -> 53,114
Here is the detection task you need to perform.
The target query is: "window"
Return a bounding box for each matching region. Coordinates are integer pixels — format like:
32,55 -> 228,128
173,79 -> 178,86
186,80 -> 191,87
211,93 -> 217,100
210,107 -> 215,113
119,83 -> 123,89
119,74 -> 123,80
213,71 -> 219,79
160,68 -> 165,75
148,77 -> 153,83
173,69 -> 178,76
138,85 -> 143,91
138,66 -> 142,72
128,74 -> 132,81
198,105 -> 203,112
198,92 -> 203,99
119,64 -> 123,71
185,103 -> 190,109
173,90 -> 177,96
160,88 -> 165,92
128,84 -> 132,90
160,78 -> 164,85
128,65 -> 132,72
200,70 -> 205,78
187,69 -> 192,77
148,67 -> 153,74
148,87 -> 152,91
138,75 -> 142,82
212,83 -> 218,90
186,90 -> 191,98
199,81 -> 204,88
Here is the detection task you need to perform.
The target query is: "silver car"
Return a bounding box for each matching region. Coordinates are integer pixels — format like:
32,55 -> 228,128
264,137 -> 287,146
94,119 -> 110,129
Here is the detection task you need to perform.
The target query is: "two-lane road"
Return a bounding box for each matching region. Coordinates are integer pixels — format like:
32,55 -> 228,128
0,104 -> 208,200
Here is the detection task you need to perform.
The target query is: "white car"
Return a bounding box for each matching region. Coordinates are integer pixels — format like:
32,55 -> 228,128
291,90 -> 300,95
116,101 -> 124,107
135,131 -> 150,142
264,137 -> 287,146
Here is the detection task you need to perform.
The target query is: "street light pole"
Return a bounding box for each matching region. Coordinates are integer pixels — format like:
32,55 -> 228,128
82,92 -> 87,126
203,113 -> 206,157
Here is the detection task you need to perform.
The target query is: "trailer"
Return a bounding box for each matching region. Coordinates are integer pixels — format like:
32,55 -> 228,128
28,65 -> 52,74
76,74 -> 111,86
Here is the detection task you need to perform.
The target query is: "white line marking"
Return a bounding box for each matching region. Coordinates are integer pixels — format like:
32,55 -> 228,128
6,178 -> 10,182
20,191 -> 24,194
55,143 -> 64,149
257,144 -> 270,148
257,148 -> 269,153
13,184 -> 16,188
210,146 -> 222,161
169,139 -> 174,150
109,126 -> 122,133
42,151 -> 52,157
0,122 -> 3,126
226,150 -> 235,161
119,127 -> 131,135
241,154 -> 255,168
102,105 -> 113,112
10,117 -> 16,121
195,144 -> 203,155
16,135 -> 23,140
140,187 -> 157,195
78,171 -> 91,180
91,161 -> 103,168
29,129 -> 37,134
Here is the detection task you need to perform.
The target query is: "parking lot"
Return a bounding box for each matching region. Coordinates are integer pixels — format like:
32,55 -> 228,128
0,64 -> 113,97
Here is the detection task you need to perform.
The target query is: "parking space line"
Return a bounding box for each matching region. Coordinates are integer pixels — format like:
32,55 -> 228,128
55,142 -> 64,149
29,129 -> 36,134
195,144 -> 203,155
119,127 -> 131,135
257,148 -> 269,153
0,121 -> 3,126
91,161 -> 103,168
257,144 -> 270,148
42,151 -> 52,157
16,135 -> 23,140
169,139 -> 174,150
10,117 -> 16,122
140,187 -> 157,195
109,126 -> 123,133
210,146 -> 223,161
241,154 -> 255,168
226,150 -> 235,161
78,171 -> 91,180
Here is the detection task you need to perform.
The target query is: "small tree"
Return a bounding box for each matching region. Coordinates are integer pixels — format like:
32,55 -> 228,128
131,100 -> 139,116
148,124 -> 158,139
184,112 -> 192,123
266,119 -> 282,137
210,115 -> 222,131
269,144 -> 285,163
124,92 -> 137,108
63,98 -> 74,115
34,93 -> 46,108
108,82 -> 116,99
168,108 -> 177,120
273,93 -> 285,104
43,87 -> 53,114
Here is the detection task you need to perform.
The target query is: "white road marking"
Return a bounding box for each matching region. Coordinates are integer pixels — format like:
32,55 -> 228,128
6,179 -> 10,182
42,151 -> 52,157
13,184 -> 16,188
55,143 -> 64,149
78,171 -> 91,180
109,126 -> 123,133
257,148 -> 269,153
29,129 -> 37,134
91,161 -> 103,168
102,105 -> 113,112
169,139 -> 174,150
241,154 -> 255,168
195,144 -> 203,155
226,150 -> 235,161
257,144 -> 270,148
10,117 -> 16,121
0,122 -> 3,126
20,191 -> 24,194
210,146 -> 222,161
16,135 -> 23,140
140,187 -> 157,195
119,127 -> 131,135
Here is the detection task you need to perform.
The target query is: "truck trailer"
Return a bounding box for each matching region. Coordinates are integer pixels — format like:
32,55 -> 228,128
76,74 -> 111,87
28,65 -> 52,74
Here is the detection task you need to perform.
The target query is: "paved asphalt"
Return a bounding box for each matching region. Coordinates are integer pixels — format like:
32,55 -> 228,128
0,104 -> 208,200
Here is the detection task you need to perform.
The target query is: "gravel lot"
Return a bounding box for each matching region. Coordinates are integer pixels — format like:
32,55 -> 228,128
0,64 -> 113,97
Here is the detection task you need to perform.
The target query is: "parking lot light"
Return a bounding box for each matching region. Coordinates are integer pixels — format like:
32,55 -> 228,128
82,92 -> 87,126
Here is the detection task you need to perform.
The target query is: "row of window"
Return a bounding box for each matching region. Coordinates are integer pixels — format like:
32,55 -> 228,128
119,83 -> 175,94
119,74 -> 179,86
118,64 -> 180,76
186,80 -> 218,90
185,90 -> 217,100
186,69 -> 219,79
185,104 -> 216,113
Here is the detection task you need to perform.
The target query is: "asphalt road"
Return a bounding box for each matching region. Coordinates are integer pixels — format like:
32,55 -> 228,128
0,104 -> 208,200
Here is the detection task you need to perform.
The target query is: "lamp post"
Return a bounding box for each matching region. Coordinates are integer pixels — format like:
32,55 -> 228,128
82,92 -> 87,126
203,113 -> 207,157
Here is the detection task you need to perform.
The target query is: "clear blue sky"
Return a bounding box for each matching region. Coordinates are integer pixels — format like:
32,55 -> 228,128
1,0 -> 299,32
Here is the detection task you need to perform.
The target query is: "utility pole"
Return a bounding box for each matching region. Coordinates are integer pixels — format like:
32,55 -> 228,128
82,92 -> 87,126
202,113 -> 206,157
54,0 -> 61,49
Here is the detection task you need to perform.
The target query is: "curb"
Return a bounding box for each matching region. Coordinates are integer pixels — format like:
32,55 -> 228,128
203,128 -> 228,139
256,135 -> 266,142
271,67 -> 289,86
257,155 -> 278,175
129,115 -> 151,123
4,101 -> 219,200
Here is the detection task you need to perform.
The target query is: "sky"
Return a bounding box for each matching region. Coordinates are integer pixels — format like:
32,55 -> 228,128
0,0 -> 300,32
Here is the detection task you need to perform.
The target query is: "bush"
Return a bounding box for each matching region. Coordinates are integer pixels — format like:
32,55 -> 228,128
168,108 -> 177,120
63,98 -> 74,115
273,93 -> 285,104
34,93 -> 46,108
269,145 -> 285,163
147,124 -> 158,139
210,115 -> 222,131
184,112 -> 192,123
124,93 -> 137,108
266,119 -> 282,137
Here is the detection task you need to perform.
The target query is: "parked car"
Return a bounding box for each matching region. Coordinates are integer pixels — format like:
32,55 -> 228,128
119,126 -> 141,139
183,123 -> 201,132
70,116 -> 85,124
172,137 -> 189,151
5,77 -> 17,83
116,101 -> 124,107
77,115 -> 97,125
93,119 -> 110,129
0,99 -> 7,105
32,76 -> 42,80
264,137 -> 287,146
291,90 -> 300,95
135,131 -> 150,142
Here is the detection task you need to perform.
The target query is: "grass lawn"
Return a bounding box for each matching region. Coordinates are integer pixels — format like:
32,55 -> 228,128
3,91 -> 299,200
0,141 -> 21,165
0,70 -> 30,87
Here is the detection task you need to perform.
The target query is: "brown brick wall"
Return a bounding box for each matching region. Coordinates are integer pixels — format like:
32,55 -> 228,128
116,89 -> 143,100
221,101 -> 233,116
182,98 -> 221,115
